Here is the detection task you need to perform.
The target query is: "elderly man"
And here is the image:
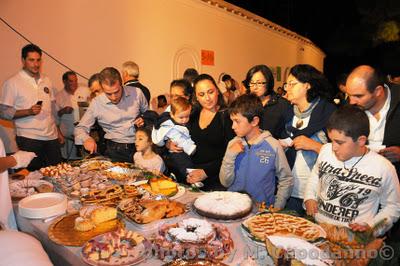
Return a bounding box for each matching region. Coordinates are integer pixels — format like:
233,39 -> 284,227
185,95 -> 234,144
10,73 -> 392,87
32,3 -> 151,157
121,61 -> 151,105
75,67 -> 148,162
346,65 -> 400,175
0,44 -> 62,170
56,71 -> 90,159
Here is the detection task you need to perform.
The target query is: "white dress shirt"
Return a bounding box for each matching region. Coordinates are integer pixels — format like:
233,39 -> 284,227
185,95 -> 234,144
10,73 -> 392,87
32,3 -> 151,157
366,86 -> 391,149
74,86 -> 148,144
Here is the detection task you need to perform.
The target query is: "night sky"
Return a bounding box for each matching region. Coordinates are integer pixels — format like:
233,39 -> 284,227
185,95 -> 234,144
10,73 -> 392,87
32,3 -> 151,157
226,0 -> 400,83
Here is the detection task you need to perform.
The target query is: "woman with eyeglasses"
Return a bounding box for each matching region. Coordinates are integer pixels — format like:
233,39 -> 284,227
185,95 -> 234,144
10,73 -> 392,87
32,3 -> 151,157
244,65 -> 291,139
282,64 -> 336,215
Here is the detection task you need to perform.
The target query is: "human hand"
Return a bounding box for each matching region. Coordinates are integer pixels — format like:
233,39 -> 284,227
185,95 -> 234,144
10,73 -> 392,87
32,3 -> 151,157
379,146 -> 400,163
228,139 -> 244,154
11,151 -> 37,169
83,138 -> 97,154
279,137 -> 293,149
349,222 -> 371,232
293,135 -> 322,153
166,140 -> 183,153
186,169 -> 207,184
30,104 -> 42,115
133,117 -> 144,128
305,199 -> 318,216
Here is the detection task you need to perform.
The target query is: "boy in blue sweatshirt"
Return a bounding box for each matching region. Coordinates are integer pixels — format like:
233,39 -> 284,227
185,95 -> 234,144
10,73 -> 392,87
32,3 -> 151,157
219,94 -> 293,208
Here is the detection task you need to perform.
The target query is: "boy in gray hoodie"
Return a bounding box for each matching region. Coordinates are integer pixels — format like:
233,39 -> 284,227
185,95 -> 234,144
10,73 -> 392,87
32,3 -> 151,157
219,94 -> 293,209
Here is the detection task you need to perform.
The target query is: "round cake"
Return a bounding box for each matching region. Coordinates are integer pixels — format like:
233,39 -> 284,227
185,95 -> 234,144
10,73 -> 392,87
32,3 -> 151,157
194,191 -> 252,220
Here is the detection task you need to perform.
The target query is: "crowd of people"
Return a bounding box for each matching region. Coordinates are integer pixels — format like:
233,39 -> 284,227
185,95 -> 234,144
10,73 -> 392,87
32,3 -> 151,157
1,43 -> 400,248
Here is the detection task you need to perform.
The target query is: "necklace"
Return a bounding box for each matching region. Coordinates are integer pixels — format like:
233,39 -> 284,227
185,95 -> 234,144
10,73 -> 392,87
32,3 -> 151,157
295,119 -> 304,128
342,149 -> 367,175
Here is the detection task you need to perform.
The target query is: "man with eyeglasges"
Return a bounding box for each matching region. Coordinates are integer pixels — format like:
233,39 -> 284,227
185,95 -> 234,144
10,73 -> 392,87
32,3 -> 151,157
0,44 -> 62,170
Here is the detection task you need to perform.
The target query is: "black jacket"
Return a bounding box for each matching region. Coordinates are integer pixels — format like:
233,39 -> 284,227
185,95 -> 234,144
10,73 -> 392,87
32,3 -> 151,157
125,80 -> 151,105
383,83 -> 400,175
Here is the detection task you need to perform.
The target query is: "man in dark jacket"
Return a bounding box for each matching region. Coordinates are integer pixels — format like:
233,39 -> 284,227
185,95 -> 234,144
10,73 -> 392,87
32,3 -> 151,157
346,65 -> 400,175
121,61 -> 151,104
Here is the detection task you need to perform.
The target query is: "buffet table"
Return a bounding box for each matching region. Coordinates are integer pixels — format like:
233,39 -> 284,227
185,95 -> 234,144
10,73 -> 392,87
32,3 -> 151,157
14,188 -> 272,266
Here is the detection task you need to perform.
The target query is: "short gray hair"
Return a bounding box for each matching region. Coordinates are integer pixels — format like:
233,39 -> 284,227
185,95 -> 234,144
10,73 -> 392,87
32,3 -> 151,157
122,61 -> 139,78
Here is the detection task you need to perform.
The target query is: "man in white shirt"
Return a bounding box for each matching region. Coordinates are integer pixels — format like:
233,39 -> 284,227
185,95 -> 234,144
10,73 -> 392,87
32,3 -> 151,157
0,44 -> 62,170
305,105 -> 400,236
346,65 -> 400,176
56,71 -> 90,160
75,67 -> 148,162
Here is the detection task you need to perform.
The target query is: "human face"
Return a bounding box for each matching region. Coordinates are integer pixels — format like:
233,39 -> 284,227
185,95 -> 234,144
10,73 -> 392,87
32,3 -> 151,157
328,129 -> 363,162
346,77 -> 377,111
170,86 -> 188,101
102,81 -> 123,104
195,79 -> 219,111
284,74 -> 308,105
135,131 -> 151,153
22,51 -> 41,77
230,113 -> 256,138
90,80 -> 103,96
171,108 -> 191,125
249,71 -> 267,97
65,74 -> 78,93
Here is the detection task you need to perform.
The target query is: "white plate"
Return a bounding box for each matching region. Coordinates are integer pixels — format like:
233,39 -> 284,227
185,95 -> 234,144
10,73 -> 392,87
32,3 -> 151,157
169,185 -> 185,200
18,192 -> 67,219
129,181 -> 186,200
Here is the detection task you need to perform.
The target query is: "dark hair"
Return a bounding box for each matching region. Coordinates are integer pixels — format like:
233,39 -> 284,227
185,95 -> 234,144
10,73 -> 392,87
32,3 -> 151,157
170,79 -> 193,98
192,74 -> 226,110
136,126 -> 158,153
221,74 -> 232,82
363,67 -> 386,93
62,71 -> 76,82
99,67 -> 122,87
289,64 -> 333,102
157,95 -> 167,108
244,65 -> 274,96
229,94 -> 263,124
326,105 -> 369,141
183,68 -> 199,85
21,44 -> 42,59
336,73 -> 348,87
88,73 -> 101,87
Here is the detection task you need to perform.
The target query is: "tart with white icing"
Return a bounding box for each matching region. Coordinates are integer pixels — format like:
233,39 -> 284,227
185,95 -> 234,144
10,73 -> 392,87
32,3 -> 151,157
194,191 -> 252,220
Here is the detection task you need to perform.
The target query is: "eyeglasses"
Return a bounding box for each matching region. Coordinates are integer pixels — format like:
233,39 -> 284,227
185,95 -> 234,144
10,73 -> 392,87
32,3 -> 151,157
249,81 -> 267,88
283,81 -> 299,90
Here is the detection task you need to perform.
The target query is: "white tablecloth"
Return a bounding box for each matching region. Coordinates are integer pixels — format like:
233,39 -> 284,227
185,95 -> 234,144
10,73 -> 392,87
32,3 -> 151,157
15,190 -> 273,266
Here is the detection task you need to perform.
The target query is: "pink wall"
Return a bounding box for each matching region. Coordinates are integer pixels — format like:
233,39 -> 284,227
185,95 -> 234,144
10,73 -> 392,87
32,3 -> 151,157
0,0 -> 325,152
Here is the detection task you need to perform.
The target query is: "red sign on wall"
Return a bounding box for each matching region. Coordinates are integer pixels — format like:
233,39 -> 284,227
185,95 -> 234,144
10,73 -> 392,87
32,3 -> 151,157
201,50 -> 214,66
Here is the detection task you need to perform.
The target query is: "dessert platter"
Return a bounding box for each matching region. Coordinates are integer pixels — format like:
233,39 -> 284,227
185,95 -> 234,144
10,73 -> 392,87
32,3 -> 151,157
81,228 -> 151,266
153,218 -> 234,261
193,191 -> 253,221
137,175 -> 185,199
48,205 -> 124,246
118,197 -> 187,224
10,179 -> 54,200
242,212 -> 326,244
315,223 -> 385,266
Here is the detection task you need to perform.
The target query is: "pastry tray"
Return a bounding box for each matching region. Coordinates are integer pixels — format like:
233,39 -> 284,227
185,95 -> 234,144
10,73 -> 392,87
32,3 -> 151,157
48,213 -> 125,246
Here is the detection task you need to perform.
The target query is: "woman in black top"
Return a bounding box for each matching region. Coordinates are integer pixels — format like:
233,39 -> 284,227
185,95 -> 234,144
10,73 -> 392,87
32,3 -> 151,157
244,65 -> 292,139
167,74 -> 234,191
